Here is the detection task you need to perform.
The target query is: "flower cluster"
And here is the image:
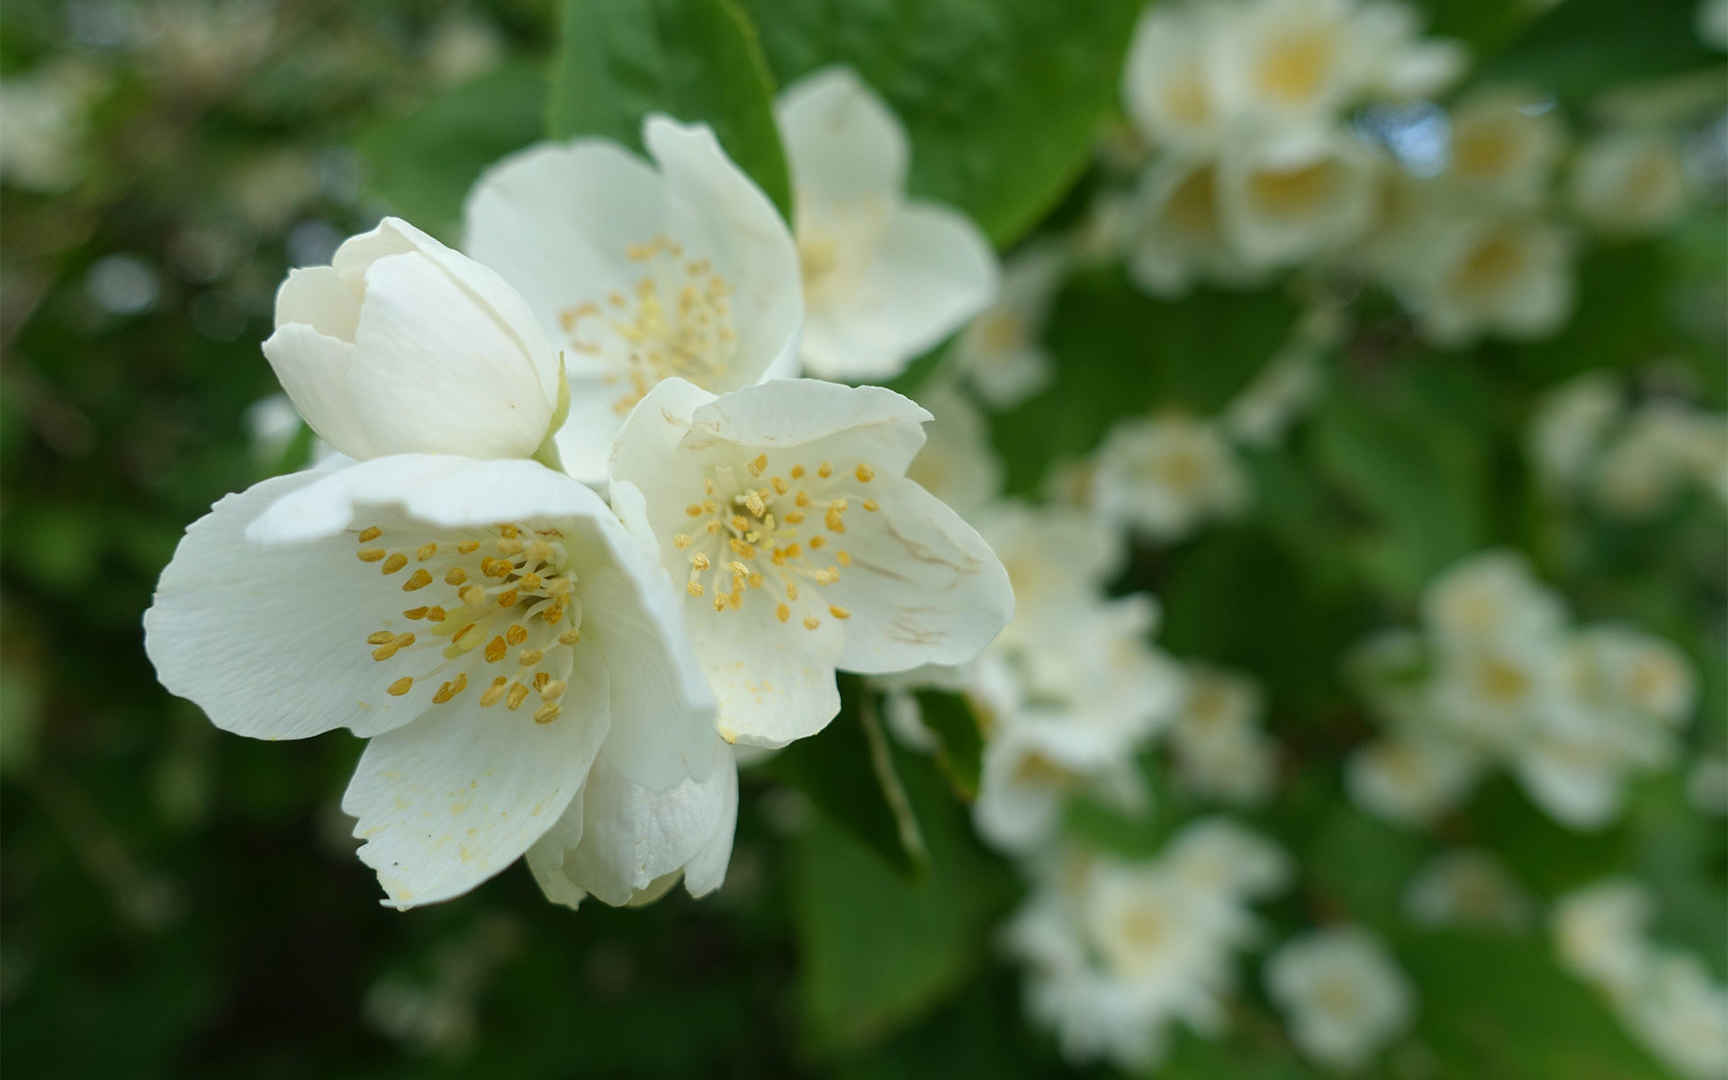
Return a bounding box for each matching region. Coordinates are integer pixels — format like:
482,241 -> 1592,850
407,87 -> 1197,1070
1347,550 -> 1696,828
145,104 -> 1013,911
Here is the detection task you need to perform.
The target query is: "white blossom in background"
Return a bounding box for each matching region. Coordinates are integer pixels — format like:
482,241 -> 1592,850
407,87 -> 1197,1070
424,11 -> 505,85
1552,878 -> 1653,994
1122,4 -> 1227,153
1127,156 -> 1261,296
1420,549 -> 1566,647
1621,951 -> 1728,1080
1404,849 -> 1531,930
1442,89 -> 1566,207
609,377 -> 1012,748
263,218 -> 565,464
903,383 -> 1003,517
1167,665 -> 1279,806
1703,0 -> 1728,49
1217,129 -> 1379,269
1346,733 -> 1480,825
0,60 -> 107,193
776,67 -> 997,382
1593,400 -> 1728,517
144,455 -> 730,909
1527,371 -> 1623,493
975,711 -> 1148,854
1004,824 -> 1286,1070
1266,927 -> 1414,1071
975,501 -> 1125,659
463,117 -> 801,480
951,242 -> 1067,408
1093,413 -> 1250,540
1569,131 -> 1689,234
1394,212 -> 1574,345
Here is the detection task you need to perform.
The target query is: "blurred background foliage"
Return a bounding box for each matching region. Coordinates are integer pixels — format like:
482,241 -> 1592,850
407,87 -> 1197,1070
1,0 -> 1723,1076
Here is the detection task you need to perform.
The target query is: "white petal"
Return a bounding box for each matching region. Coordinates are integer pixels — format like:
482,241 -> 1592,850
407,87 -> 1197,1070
343,643 -> 611,908
777,66 -> 909,210
682,759 -> 740,897
685,378 -> 931,470
821,477 -> 1012,673
525,797 -> 587,910
689,595 -> 845,748
799,202 -> 999,381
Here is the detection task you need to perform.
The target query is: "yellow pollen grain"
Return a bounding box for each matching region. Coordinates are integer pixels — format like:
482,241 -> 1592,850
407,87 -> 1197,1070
387,677 -> 414,696
357,526 -> 382,543
675,533 -> 693,549
357,548 -> 386,563
771,476 -> 788,494
416,542 -> 437,561
402,569 -> 432,591
691,553 -> 711,570
803,616 -> 821,630
533,702 -> 561,725
785,510 -> 805,525
791,465 -> 806,478
558,628 -> 582,645
496,589 -> 519,608
787,583 -> 800,600
825,507 -> 846,533
748,453 -> 767,476
402,607 -> 428,620
485,636 -> 508,663
498,524 -> 520,539
829,605 -> 852,620
445,568 -> 468,585
818,462 -> 832,478
460,585 -> 488,608
481,677 -> 509,707
433,673 -> 468,704
426,606 -> 447,622
776,603 -> 790,622
366,630 -> 394,645
506,683 -> 530,710
505,624 -> 528,646
855,464 -> 875,482
380,553 -> 408,574
688,581 -> 704,597
862,499 -> 879,512
686,503 -> 704,517
518,649 -> 545,668
836,551 -> 851,566
810,535 -> 826,549
457,540 -> 480,554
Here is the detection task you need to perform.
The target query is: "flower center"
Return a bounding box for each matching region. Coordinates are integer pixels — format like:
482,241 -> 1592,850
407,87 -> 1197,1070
353,522 -> 583,724
672,453 -> 883,632
557,234 -> 736,415
1254,29 -> 1336,104
1247,160 -> 1340,217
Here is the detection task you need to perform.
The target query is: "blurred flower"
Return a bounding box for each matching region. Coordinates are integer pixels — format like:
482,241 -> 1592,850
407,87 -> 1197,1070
1404,849 -> 1532,930
1217,128 -> 1379,268
1442,89 -> 1567,208
1394,213 -> 1574,345
1092,413 -> 1250,540
263,218 -> 564,463
975,501 -> 1125,659
1569,131 -> 1690,235
1122,4 -> 1228,153
1552,878 -> 1652,994
144,455 -> 724,909
0,60 -> 107,193
951,242 -> 1066,408
776,67 -> 997,381
903,384 -> 1002,517
1127,156 -> 1261,296
1167,665 -> 1279,806
425,12 -> 505,86
1420,550 -> 1566,647
463,117 -> 800,480
1346,733 -> 1480,825
1622,950 -> 1728,1079
1699,0 -> 1728,50
1266,927 -> 1414,1071
609,377 -> 1012,748
1593,400 -> 1728,517
1527,371 -> 1623,493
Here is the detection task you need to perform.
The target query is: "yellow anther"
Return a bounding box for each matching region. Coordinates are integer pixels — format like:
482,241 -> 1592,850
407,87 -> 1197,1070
366,630 -> 396,645
533,702 -> 561,725
541,603 -> 563,623
855,464 -> 875,483
744,491 -> 767,517
481,677 -> 509,707
803,616 -> 821,630
810,535 -> 826,549
730,538 -> 756,559
686,503 -> 704,517
791,464 -> 806,478
497,538 -> 524,556
517,572 -> 543,591
416,542 -> 438,561
688,581 -> 705,597
532,672 -> 550,690
380,553 -> 408,574
505,625 -> 528,646
402,607 -> 429,620
547,577 -> 575,597
482,558 -> 512,578
394,632 -> 416,648
784,543 -> 802,559
445,568 -> 468,585
674,533 -> 693,549
713,593 -> 727,612
787,583 -> 800,600
433,673 -> 468,704
815,567 -> 840,585
357,526 -> 383,543
540,679 -> 567,700
863,499 -> 880,512
749,453 -> 768,476
777,603 -> 791,623
825,507 -> 847,533
771,476 -> 788,494
518,649 -> 545,668
387,676 -> 414,696
498,524 -> 520,539
371,643 -> 399,661
485,636 -> 508,663
795,491 -> 811,508
496,589 -> 519,608
836,551 -> 852,566
507,683 -> 531,710
785,510 -> 805,525
818,462 -> 832,478
460,585 -> 488,608
357,548 -> 386,563
457,540 -> 480,554
729,560 -> 750,576
691,553 -> 711,570
426,606 -> 447,622
829,605 -> 852,620
402,569 -> 433,591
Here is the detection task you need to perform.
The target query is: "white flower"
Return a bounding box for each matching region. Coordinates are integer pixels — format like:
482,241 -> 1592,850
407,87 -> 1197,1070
143,455 -> 727,909
1122,4 -> 1227,152
1623,951 -> 1728,1080
1352,4 -> 1469,100
903,383 -> 1002,517
1427,632 -> 1568,752
1092,413 -> 1250,540
1404,849 -> 1531,930
1217,128 -> 1380,269
1593,401 -> 1726,517
1570,131 -> 1689,234
1168,665 -> 1279,806
1552,878 -> 1653,994
1346,733 -> 1479,825
1566,624 -> 1695,733
1344,627 -> 1432,729
1162,817 -> 1292,900
609,377 -> 1013,747
1396,212 -> 1574,345
263,218 -> 565,464
1442,89 -> 1566,207
975,500 -> 1125,658
776,67 -> 997,381
1266,927 -> 1414,1071
1528,372 -> 1623,492
974,715 -> 1145,853
1420,550 -> 1566,646
462,117 -> 802,480
951,242 -> 1067,408
0,60 -> 106,193
1127,155 -> 1261,297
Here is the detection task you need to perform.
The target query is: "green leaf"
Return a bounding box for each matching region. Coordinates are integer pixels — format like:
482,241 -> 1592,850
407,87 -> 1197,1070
914,691 -> 983,801
548,0 -> 791,218
790,748 -> 1016,1055
1472,0 -> 1718,101
991,269 -> 1300,495
760,680 -> 928,877
354,62 -> 547,241
737,0 -> 1141,246
1397,930 -> 1672,1079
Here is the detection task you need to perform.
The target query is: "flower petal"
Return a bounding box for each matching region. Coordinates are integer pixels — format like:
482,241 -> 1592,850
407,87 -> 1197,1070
777,66 -> 909,211
343,642 -> 611,908
690,593 -> 845,747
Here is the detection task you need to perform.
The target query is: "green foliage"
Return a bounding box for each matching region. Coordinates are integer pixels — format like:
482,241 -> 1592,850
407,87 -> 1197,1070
737,0 -> 1142,245
914,691 -> 985,801
1474,0 -> 1722,100
547,0 -> 792,217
